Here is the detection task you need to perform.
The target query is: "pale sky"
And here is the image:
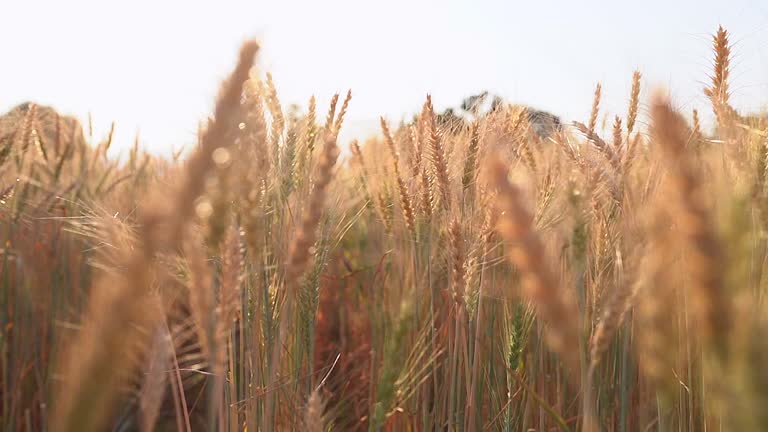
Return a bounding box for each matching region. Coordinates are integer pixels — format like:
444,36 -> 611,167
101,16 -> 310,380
1,0 -> 767,157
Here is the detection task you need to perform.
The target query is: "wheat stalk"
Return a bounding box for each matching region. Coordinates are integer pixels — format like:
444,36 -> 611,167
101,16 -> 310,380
488,156 -> 580,372
588,82 -> 602,134
626,71 -> 642,136
425,95 -> 451,212
381,117 -> 416,237
267,133 -> 339,429
651,91 -> 731,355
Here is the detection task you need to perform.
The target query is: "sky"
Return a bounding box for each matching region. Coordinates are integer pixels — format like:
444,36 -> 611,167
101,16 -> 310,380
1,0 -> 767,157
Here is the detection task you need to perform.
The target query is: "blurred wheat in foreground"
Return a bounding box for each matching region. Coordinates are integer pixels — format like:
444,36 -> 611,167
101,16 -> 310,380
2,25 -> 768,432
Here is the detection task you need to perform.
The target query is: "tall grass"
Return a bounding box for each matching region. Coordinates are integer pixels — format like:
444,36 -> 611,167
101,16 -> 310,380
1,25 -> 768,431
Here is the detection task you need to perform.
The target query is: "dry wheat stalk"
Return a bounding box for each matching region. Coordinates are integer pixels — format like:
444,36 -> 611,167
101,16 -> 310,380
419,164 -> 434,221
267,133 -> 339,428
139,302 -> 171,432
164,41 -> 259,252
515,114 -> 539,175
704,26 -> 733,126
381,117 -> 416,236
219,225 -> 243,332
462,122 -> 481,193
52,40 -> 259,432
407,123 -> 423,180
449,218 -> 466,302
588,82 -> 602,134
612,116 -> 623,151
623,132 -> 642,178
636,208 -> 679,397
323,93 -> 339,132
590,278 -> 633,368
16,103 -> 38,153
306,95 -> 318,150
651,91 -> 731,354
488,156 -> 580,372
286,132 -> 339,294
692,109 -> 702,140
626,71 -> 642,136
305,388 -> 326,432
425,95 -> 452,211
333,89 -> 353,137
265,73 -> 285,167
184,228 -> 214,357
239,79 -> 270,257
573,121 -> 620,173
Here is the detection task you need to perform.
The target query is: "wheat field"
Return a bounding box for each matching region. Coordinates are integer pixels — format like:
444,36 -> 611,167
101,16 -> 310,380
1,26 -> 767,431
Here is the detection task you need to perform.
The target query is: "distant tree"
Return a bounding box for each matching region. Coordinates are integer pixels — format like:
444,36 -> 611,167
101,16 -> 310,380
435,108 -> 465,134
435,91 -> 562,139
525,106 -> 562,138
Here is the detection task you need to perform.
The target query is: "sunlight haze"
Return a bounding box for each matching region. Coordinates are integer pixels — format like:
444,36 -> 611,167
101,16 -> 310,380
2,0 -> 767,156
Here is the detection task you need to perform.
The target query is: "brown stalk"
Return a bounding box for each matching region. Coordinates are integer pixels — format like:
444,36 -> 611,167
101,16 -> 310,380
636,208 -> 679,399
488,156 -> 581,372
381,117 -> 416,237
449,218 -> 466,301
462,122 -> 481,194
704,26 -> 735,128
286,134 -> 339,288
622,132 -> 642,179
590,282 -> 635,366
651,91 -> 731,354
425,95 -> 451,211
53,40 -> 259,432
692,108 -> 703,144
266,133 -> 339,429
184,229 -> 214,358
410,123 -> 424,180
626,71 -> 642,136
323,93 -> 340,132
509,107 -> 537,174
333,89 -> 353,137
262,75 -> 284,161
573,121 -> 620,173
239,78 -> 269,258
16,103 -> 38,153
305,95 -> 318,152
164,40 -> 260,252
139,304 -> 171,432
419,165 -> 433,221
304,388 -> 325,432
612,116 -> 623,152
588,82 -> 602,134
219,225 -> 243,330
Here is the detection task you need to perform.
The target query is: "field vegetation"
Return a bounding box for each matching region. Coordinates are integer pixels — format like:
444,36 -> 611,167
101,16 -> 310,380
1,26 -> 767,431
